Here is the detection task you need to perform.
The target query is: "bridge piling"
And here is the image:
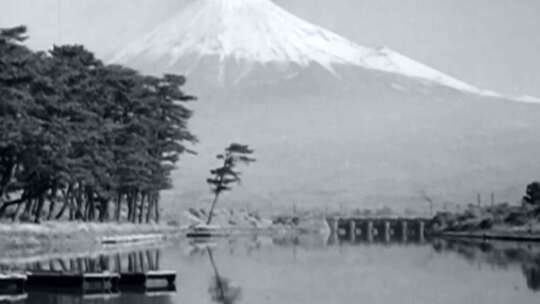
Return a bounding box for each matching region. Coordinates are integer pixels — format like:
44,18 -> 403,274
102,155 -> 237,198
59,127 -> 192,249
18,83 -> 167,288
326,216 -> 429,244
367,221 -> 373,242
419,221 -> 425,242
349,220 -> 356,242
384,221 -> 391,242
401,221 -> 408,242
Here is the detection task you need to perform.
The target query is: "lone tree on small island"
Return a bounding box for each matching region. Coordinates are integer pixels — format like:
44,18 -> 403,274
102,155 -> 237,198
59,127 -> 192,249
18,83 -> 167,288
206,143 -> 256,225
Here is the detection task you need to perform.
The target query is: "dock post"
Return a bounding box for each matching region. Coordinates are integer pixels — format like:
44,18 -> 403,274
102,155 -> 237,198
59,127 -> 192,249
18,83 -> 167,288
401,221 -> 408,242
167,276 -> 176,289
17,278 -> 25,292
349,220 -> 356,242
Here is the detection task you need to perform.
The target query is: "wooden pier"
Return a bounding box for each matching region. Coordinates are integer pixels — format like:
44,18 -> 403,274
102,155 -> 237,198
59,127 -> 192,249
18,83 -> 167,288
101,233 -> 164,245
0,273 -> 26,294
186,226 -> 230,238
1,249 -> 178,296
26,271 -> 120,293
0,273 -> 27,296
119,270 -> 176,291
0,293 -> 27,302
24,290 -> 120,302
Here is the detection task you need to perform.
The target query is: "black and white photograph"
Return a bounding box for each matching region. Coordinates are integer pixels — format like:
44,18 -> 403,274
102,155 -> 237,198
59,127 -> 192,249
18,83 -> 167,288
1,0 -> 540,303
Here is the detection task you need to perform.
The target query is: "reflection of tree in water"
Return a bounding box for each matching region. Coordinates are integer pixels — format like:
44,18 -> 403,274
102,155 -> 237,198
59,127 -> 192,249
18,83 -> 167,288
207,248 -> 242,304
0,249 -> 174,304
523,258 -> 540,291
25,290 -> 175,304
433,239 -> 540,292
0,249 -> 161,274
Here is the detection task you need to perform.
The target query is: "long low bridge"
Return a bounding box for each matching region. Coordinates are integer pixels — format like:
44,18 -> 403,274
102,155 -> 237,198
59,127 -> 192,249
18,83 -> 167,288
327,217 -> 431,243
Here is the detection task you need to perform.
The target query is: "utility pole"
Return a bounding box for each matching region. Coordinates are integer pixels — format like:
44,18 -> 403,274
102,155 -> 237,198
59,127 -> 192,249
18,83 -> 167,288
477,193 -> 482,207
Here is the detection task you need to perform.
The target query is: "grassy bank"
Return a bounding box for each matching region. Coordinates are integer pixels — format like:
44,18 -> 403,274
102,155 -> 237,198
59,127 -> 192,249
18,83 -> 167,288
0,222 -> 178,259
431,197 -> 540,241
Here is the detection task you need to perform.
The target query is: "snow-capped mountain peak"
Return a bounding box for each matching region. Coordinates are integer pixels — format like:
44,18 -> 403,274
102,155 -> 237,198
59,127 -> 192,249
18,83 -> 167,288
112,0 -> 537,102
112,0 -> 373,70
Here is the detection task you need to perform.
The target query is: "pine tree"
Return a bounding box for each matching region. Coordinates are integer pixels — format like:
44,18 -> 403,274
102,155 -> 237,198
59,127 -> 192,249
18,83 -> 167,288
206,143 -> 255,225
0,26 -> 197,223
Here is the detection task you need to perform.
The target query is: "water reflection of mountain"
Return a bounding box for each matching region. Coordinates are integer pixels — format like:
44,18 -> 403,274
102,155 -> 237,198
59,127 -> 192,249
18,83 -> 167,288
433,238 -> 540,292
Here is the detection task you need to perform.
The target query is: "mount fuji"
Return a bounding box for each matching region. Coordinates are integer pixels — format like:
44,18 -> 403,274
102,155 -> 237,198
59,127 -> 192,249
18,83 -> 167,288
112,0 -> 540,213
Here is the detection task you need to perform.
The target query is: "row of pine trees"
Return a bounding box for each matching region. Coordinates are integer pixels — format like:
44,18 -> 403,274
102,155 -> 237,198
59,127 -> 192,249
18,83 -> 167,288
0,26 -> 196,223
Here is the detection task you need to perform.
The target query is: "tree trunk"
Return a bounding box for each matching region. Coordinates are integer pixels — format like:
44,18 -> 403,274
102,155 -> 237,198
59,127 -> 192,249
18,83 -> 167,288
0,197 -> 24,218
126,193 -> 133,222
47,200 -> 56,221
86,188 -> 95,221
98,198 -> 108,222
11,200 -> 23,222
55,201 -> 68,220
145,193 -> 154,223
46,185 -> 58,221
130,192 -> 137,223
154,195 -> 160,223
114,193 -> 122,222
0,160 -> 15,202
138,193 -> 146,223
75,185 -> 84,220
34,196 -> 45,223
20,198 -> 34,222
68,194 -> 75,221
128,192 -> 138,223
0,188 -> 46,219
206,194 -> 220,225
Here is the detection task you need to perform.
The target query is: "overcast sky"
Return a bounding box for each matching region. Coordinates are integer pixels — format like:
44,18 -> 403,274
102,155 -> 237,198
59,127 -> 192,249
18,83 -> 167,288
1,0 -> 539,97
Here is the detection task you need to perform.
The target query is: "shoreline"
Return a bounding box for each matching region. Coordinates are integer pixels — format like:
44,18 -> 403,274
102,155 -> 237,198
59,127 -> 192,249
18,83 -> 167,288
433,230 -> 540,242
0,222 -> 180,260
0,221 -> 312,261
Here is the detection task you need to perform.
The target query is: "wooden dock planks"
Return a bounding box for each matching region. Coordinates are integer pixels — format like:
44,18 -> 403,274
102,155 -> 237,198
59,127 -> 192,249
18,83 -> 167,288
119,270 -> 176,291
1,270 -> 176,294
26,271 -> 120,293
0,273 -> 27,294
101,234 -> 164,245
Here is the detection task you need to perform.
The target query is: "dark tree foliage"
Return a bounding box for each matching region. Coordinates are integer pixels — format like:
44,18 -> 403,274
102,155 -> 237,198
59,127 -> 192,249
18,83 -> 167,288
206,143 -> 255,225
0,26 -> 196,223
523,181 -> 540,207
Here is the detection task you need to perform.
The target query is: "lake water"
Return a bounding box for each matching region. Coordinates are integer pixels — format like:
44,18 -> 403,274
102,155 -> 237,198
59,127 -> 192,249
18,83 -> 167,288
2,235 -> 540,304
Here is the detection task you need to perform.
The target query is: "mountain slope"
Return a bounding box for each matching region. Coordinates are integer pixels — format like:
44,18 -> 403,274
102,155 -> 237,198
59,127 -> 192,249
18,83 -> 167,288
110,0 -> 540,214
165,69 -> 540,213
